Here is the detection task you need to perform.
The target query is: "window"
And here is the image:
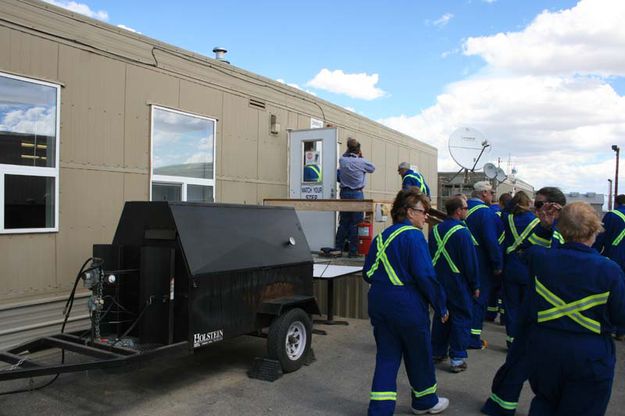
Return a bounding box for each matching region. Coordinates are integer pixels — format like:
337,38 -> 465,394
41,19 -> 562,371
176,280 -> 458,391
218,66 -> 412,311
302,140 -> 322,183
0,72 -> 60,233
150,106 -> 216,203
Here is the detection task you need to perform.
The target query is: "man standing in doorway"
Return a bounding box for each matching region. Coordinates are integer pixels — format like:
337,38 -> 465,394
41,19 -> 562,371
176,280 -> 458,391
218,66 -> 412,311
335,137 -> 376,257
398,162 -> 430,197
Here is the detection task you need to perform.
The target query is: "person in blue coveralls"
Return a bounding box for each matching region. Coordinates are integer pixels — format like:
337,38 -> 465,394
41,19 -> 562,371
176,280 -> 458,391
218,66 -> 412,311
524,202 -> 625,415
364,188 -> 449,415
593,193 -> 625,341
398,162 -> 430,197
486,192 -> 512,324
429,196 -> 480,373
500,191 -> 546,347
464,181 -> 503,349
482,186 -> 567,416
335,137 -> 375,257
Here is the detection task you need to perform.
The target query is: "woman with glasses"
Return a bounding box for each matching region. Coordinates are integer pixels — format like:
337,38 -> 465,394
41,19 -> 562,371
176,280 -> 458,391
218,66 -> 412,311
363,188 -> 449,415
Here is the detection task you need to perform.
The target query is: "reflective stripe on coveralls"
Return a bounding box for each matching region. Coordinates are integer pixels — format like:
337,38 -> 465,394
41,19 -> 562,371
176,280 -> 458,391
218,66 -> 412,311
553,230 -> 565,244
465,205 -> 488,246
307,165 -> 322,181
467,204 -> 488,218
535,277 -> 610,334
403,173 -> 427,193
370,391 -> 397,401
506,216 -> 540,254
610,209 -> 625,246
498,231 -> 505,244
489,393 -> 518,411
528,233 -> 551,248
431,224 -> 465,273
413,383 -> 437,398
366,225 -> 417,285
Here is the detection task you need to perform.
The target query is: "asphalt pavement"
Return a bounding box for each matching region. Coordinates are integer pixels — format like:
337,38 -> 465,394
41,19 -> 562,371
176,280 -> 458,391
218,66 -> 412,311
0,318 -> 623,415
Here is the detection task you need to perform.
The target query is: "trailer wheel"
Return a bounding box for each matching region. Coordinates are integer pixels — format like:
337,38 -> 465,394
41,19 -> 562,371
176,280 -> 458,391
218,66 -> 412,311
267,308 -> 312,373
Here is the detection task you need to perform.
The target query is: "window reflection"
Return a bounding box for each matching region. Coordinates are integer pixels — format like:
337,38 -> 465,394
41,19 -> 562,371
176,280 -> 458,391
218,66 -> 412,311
152,108 -> 214,180
0,76 -> 57,168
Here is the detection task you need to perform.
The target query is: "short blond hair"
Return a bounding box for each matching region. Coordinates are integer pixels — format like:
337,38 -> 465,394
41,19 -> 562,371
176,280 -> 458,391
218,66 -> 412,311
557,202 -> 604,243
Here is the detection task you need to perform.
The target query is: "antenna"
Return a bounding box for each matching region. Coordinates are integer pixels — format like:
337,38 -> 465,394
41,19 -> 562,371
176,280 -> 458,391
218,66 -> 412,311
484,163 -> 497,179
448,127 -> 491,171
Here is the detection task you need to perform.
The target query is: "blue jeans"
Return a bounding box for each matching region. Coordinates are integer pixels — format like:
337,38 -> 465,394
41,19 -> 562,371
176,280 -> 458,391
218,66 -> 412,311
335,189 -> 364,254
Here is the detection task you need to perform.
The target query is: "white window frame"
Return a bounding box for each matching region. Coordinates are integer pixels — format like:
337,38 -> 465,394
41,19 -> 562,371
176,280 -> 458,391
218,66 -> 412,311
0,72 -> 60,234
150,105 -> 217,202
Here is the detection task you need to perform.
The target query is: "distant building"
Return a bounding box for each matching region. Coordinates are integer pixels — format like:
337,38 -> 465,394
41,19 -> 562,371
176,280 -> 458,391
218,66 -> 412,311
438,171 -> 534,208
564,192 -> 605,217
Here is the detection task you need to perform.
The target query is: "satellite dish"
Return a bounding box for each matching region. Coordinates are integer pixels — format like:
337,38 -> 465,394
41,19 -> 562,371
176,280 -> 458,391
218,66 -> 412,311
449,127 -> 491,170
484,163 -> 497,179
496,167 -> 507,183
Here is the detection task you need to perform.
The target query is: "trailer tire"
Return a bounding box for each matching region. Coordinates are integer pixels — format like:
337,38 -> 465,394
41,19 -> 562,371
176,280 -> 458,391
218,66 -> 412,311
267,308 -> 312,373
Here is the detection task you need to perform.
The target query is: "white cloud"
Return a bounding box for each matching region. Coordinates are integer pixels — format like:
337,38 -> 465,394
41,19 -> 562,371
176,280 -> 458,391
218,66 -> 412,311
379,73 -> 625,194
463,0 -> 625,76
42,0 -> 109,21
0,107 -> 56,136
117,24 -> 141,34
380,0 -> 625,196
432,13 -> 454,28
483,0 -> 497,4
307,69 -> 385,100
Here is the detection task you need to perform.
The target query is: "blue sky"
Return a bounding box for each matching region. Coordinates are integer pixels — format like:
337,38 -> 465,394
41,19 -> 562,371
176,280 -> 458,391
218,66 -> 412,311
43,0 -> 624,199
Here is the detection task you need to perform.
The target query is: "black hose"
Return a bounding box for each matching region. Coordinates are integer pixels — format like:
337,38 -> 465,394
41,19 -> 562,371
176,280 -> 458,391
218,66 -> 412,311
0,257 -> 102,395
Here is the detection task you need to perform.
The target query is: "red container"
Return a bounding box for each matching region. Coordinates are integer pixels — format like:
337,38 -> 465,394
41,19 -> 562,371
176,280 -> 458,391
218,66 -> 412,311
357,221 -> 373,255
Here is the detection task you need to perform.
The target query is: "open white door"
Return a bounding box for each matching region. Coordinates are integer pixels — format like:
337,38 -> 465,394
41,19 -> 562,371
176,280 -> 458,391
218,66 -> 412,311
288,128 -> 337,251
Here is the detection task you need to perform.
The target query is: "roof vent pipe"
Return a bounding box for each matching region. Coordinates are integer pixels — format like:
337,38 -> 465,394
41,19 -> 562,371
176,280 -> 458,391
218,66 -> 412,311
212,47 -> 229,64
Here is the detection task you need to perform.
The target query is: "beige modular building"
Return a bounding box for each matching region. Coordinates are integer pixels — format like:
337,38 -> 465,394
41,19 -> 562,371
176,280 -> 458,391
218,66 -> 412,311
0,0 -> 437,348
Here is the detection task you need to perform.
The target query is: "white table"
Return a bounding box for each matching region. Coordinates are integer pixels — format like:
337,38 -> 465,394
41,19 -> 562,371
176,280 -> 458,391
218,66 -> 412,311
313,264 -> 363,330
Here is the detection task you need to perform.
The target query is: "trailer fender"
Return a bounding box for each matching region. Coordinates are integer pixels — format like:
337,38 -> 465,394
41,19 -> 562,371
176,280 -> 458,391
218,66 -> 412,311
258,295 -> 320,317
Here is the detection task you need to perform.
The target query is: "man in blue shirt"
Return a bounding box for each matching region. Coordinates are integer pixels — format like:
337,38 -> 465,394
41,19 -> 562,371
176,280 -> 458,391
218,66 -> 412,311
398,162 -> 430,196
335,138 -> 375,257
593,193 -> 625,340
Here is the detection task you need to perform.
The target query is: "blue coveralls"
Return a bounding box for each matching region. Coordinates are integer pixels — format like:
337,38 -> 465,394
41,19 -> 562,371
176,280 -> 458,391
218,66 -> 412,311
593,206 -> 625,337
525,243 -> 625,416
486,206 -> 505,322
401,169 -> 430,196
429,218 -> 479,364
501,211 -> 548,345
303,164 -> 321,182
482,225 -> 564,416
364,220 -> 447,415
464,199 -> 503,348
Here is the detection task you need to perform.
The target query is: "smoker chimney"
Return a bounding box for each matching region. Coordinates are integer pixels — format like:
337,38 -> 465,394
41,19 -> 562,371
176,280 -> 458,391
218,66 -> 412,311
212,47 -> 229,64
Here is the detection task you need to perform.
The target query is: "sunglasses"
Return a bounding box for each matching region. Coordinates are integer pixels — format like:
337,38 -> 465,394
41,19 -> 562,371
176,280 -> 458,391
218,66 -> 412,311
534,200 -> 545,209
410,206 -> 427,214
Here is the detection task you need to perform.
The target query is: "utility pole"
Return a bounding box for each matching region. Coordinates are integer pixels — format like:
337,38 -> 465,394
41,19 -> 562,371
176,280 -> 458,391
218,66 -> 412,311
608,178 -> 613,211
613,145 -> 620,205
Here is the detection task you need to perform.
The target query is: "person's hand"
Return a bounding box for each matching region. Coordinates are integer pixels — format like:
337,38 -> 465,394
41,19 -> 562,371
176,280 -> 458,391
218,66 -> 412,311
537,202 -> 562,228
473,289 -> 480,299
441,311 -> 449,323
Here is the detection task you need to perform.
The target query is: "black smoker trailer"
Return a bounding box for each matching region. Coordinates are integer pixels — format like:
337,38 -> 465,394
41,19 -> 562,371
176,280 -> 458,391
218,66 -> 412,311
0,202 -> 320,383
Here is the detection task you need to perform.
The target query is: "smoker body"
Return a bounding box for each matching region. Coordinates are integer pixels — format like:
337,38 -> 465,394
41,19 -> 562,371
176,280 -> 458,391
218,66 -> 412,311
0,202 -> 319,382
